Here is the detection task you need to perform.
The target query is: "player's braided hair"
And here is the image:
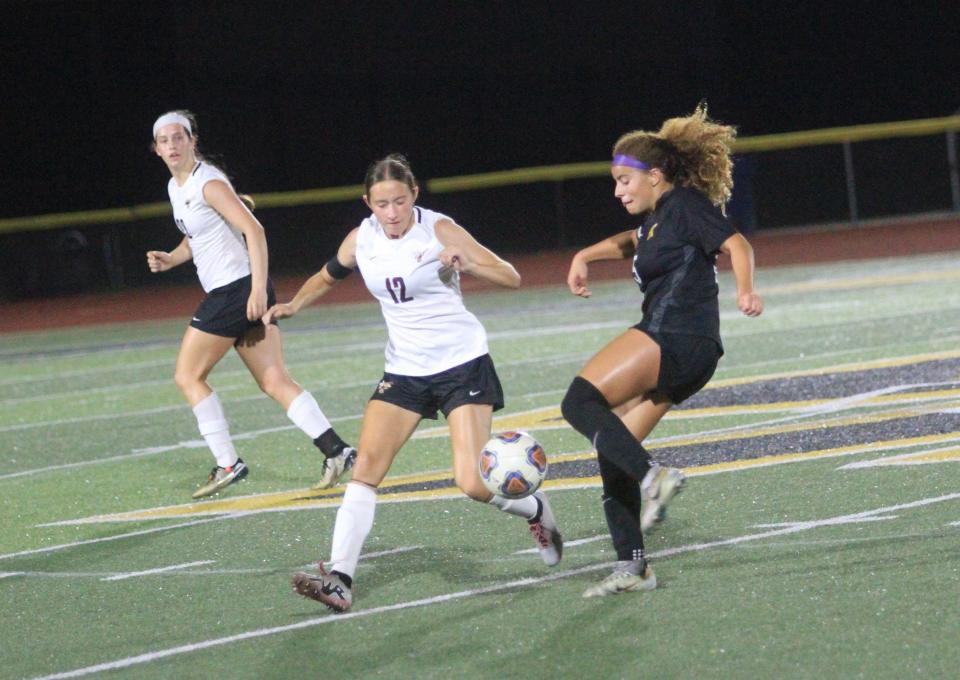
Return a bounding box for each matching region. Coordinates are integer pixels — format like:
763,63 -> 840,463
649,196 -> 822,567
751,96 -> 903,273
613,103 -> 736,206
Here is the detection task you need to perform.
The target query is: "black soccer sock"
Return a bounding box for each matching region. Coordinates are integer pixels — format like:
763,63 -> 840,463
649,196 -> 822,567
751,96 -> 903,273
561,376 -> 653,482
598,453 -> 645,561
602,494 -> 646,562
598,453 -> 640,521
314,428 -> 348,458
527,495 -> 544,524
331,570 -> 353,588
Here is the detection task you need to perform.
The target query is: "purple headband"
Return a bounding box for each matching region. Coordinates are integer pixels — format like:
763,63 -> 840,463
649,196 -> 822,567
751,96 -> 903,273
612,154 -> 650,171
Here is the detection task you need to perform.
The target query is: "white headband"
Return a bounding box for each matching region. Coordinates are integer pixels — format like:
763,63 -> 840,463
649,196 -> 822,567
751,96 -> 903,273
152,112 -> 193,139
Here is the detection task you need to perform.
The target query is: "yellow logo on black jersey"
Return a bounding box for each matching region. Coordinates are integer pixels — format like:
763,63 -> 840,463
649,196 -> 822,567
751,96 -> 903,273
647,223 -> 659,240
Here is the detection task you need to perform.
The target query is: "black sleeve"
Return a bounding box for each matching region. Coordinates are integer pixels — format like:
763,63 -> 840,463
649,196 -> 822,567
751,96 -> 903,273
679,193 -> 737,255
325,255 -> 354,280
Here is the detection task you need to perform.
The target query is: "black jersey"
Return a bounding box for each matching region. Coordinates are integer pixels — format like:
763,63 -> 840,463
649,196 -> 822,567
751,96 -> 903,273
632,186 -> 736,345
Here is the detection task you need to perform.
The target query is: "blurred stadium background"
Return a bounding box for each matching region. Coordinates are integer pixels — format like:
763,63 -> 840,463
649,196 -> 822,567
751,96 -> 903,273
2,115 -> 959,302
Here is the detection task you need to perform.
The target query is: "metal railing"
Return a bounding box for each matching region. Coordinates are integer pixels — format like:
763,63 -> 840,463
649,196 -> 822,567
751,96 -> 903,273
2,115 -> 959,236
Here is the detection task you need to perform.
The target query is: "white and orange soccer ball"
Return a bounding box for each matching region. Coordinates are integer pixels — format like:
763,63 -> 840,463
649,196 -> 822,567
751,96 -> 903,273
479,431 -> 548,499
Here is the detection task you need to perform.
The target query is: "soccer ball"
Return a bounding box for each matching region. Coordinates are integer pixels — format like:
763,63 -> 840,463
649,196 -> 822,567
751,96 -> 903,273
479,431 -> 548,499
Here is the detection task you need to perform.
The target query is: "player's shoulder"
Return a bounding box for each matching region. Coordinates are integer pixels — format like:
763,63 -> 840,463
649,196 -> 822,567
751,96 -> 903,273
665,186 -> 726,223
194,161 -> 230,185
667,185 -> 713,211
416,206 -> 454,228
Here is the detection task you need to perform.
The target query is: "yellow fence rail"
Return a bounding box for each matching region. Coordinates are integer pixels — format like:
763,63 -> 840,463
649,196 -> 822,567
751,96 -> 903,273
3,115 -> 959,235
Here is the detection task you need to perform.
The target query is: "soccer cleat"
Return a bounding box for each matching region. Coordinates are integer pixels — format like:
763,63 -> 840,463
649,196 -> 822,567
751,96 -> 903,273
291,563 -> 352,612
191,458 -> 248,499
312,447 -> 357,489
640,466 -> 685,532
582,562 -> 657,598
528,491 -> 563,566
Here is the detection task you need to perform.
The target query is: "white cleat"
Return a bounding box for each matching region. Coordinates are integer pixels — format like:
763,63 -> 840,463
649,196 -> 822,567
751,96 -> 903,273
191,458 -> 248,499
528,491 -> 563,566
582,562 -> 657,598
640,466 -> 685,532
313,447 -> 357,490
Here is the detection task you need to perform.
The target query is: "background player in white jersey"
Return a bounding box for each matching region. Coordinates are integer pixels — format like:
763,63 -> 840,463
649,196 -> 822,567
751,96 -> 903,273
147,110 -> 355,498
263,154 -> 563,612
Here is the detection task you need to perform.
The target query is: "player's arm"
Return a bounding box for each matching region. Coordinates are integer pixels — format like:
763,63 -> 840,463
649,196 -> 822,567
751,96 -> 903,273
146,236 -> 192,273
435,219 -> 521,289
719,233 -> 763,317
262,228 -> 359,323
567,229 -> 638,298
204,179 -> 270,320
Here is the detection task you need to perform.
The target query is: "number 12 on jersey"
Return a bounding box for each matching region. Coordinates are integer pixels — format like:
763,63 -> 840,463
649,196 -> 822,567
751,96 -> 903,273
385,277 -> 413,303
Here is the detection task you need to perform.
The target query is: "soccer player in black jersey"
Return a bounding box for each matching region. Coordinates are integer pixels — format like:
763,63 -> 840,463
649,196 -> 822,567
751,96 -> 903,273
561,105 -> 764,597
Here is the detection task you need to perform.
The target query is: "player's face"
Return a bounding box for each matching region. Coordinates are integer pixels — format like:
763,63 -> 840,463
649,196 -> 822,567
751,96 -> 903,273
612,165 -> 657,215
154,124 -> 196,172
365,180 -> 419,239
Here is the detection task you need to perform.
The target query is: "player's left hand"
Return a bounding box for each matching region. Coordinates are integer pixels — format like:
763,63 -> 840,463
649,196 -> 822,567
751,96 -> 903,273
439,246 -> 470,272
247,288 -> 268,321
738,291 -> 764,317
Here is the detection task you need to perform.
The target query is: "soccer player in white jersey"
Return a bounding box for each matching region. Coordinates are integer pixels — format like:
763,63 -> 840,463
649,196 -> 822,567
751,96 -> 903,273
147,110 -> 356,499
263,154 -> 563,612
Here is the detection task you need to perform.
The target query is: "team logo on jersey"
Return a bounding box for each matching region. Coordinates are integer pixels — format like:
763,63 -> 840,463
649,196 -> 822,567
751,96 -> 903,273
647,223 -> 659,240
377,379 -> 394,394
185,199 -> 191,207
415,250 -> 425,262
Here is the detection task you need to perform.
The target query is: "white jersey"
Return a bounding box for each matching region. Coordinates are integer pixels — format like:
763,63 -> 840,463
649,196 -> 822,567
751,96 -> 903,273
355,207 -> 489,376
168,161 -> 250,292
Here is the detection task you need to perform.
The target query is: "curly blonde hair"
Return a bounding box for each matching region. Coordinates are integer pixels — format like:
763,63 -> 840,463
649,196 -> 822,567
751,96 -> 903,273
613,103 -> 737,206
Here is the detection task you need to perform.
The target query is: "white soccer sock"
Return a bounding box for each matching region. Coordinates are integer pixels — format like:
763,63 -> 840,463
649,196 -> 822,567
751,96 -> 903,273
328,482 -> 377,579
286,390 -> 333,440
192,392 -> 239,469
488,493 -> 540,521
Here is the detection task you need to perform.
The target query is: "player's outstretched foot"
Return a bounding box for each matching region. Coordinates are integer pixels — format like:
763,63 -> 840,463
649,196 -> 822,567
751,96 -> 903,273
192,458 -> 248,499
528,491 -> 563,566
640,465 -> 685,532
582,561 -> 657,598
312,447 -> 357,490
291,563 -> 353,613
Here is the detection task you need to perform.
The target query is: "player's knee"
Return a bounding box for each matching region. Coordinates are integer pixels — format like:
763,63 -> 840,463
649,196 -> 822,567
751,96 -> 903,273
173,367 -> 200,395
255,366 -> 292,400
561,376 -> 608,433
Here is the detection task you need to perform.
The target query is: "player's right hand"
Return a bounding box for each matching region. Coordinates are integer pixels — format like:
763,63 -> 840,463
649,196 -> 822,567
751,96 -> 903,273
262,303 -> 295,324
567,258 -> 591,298
146,250 -> 172,273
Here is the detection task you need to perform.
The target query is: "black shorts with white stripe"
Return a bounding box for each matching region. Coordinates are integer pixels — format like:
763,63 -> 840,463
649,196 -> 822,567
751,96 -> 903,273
370,354 -> 505,420
190,275 -> 277,342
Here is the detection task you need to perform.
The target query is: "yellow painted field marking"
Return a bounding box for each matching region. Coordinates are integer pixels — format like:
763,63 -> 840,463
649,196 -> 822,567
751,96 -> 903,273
411,388 -> 960,441
408,350 -> 960,440
61,430 -> 960,524
840,446 -> 960,469
708,348 -> 960,388
51,350 -> 960,525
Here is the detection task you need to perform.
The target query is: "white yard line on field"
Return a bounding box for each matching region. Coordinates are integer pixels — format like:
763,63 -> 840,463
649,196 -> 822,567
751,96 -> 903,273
0,516 -> 241,561
26,491 -> 960,680
99,560 -> 216,582
0,544 -> 427,582
0,418 -> 358,481
0,358 -> 171,388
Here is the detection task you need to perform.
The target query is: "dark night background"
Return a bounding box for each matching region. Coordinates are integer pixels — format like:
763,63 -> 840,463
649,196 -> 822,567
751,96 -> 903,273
2,1 -> 958,296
